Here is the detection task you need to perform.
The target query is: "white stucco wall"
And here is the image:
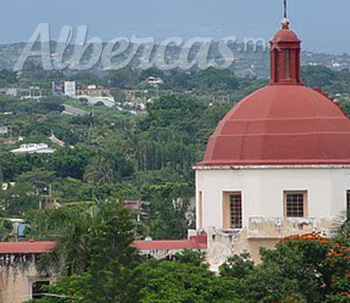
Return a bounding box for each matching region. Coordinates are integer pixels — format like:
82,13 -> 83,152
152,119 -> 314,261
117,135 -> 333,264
0,254 -> 54,303
195,166 -> 350,231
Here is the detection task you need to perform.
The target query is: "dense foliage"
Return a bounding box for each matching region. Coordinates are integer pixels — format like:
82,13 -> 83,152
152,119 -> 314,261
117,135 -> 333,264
24,203 -> 350,303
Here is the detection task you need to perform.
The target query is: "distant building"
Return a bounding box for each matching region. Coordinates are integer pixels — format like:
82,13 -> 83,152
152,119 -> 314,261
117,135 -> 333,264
0,126 -> 9,135
64,81 -> 76,97
11,144 -> 55,155
62,104 -> 88,116
1,182 -> 15,191
49,134 -> 65,147
0,88 -> 18,97
6,218 -> 27,239
19,87 -> 43,100
0,240 -> 57,303
124,200 -> 142,222
120,89 -> 148,104
0,234 -> 206,303
74,86 -> 115,107
146,76 -> 163,85
39,195 -> 60,210
76,85 -> 112,98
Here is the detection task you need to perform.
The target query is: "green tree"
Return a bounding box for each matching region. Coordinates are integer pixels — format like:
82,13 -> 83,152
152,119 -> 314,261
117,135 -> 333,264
84,150 -> 134,185
86,199 -> 139,303
0,218 -> 14,241
26,199 -> 139,303
27,205 -> 94,276
129,253 -> 245,303
141,182 -> 193,239
108,67 -> 139,89
84,154 -> 114,185
48,146 -> 95,180
16,170 -> 55,194
193,68 -> 239,91
301,65 -> 336,88
219,252 -> 254,279
234,234 -> 332,303
0,182 -> 38,216
0,69 -> 18,87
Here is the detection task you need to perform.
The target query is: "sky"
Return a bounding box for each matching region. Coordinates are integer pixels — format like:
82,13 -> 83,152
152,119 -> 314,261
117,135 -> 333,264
2,0 -> 350,54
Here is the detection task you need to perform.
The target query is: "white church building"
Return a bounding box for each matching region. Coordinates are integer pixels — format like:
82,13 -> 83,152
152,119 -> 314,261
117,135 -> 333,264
195,18 -> 350,267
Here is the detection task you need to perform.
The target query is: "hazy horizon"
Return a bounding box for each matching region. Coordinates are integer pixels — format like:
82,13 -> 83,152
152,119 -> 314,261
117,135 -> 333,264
2,0 -> 350,55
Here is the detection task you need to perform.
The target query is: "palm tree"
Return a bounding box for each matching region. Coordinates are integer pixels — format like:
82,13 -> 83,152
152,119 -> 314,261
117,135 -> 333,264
27,205 -> 93,276
26,199 -> 136,277
83,154 -> 114,185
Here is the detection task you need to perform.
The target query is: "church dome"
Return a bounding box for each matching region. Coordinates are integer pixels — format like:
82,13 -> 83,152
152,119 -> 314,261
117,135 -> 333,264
198,21 -> 350,167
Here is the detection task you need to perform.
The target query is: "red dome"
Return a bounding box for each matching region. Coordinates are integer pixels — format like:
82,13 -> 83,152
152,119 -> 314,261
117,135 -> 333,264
272,28 -> 300,43
199,85 -> 350,166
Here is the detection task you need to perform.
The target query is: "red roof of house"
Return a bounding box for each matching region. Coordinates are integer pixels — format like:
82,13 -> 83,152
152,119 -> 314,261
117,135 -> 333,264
0,240 -> 56,254
0,235 -> 207,255
132,234 -> 207,251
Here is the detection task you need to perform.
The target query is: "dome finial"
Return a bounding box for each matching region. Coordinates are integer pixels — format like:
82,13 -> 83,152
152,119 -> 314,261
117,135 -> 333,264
284,0 -> 288,19
281,17 -> 290,29
281,0 -> 290,28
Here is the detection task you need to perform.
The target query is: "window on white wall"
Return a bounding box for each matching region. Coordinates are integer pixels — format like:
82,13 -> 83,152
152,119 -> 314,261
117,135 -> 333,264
284,191 -> 307,218
223,192 -> 243,229
198,191 -> 203,229
230,193 -> 242,229
347,190 -> 350,217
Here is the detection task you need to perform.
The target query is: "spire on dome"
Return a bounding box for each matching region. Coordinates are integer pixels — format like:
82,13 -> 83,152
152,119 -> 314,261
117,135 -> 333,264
284,0 -> 288,19
281,0 -> 290,29
269,8 -> 302,86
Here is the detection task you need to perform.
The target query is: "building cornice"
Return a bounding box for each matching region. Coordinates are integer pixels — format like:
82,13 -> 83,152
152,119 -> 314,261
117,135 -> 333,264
194,164 -> 350,170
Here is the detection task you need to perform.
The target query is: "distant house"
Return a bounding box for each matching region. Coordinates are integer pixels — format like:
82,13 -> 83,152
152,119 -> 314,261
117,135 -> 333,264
49,134 -> 65,147
61,104 -> 88,116
1,182 -> 15,191
124,200 -> 142,222
0,126 -> 9,135
11,144 -> 55,155
39,195 -> 60,210
0,233 -> 207,303
6,218 -> 28,239
74,86 -> 116,107
0,88 -> 18,97
76,85 -> 112,98
147,76 -> 163,85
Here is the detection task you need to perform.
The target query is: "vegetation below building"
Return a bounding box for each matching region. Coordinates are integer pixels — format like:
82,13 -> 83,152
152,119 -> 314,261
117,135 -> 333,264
23,200 -> 350,303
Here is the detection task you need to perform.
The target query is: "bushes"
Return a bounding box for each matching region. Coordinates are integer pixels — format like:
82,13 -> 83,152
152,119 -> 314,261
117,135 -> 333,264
218,232 -> 350,303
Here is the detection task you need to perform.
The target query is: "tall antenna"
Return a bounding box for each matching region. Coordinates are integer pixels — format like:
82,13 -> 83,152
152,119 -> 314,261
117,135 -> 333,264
284,0 -> 288,18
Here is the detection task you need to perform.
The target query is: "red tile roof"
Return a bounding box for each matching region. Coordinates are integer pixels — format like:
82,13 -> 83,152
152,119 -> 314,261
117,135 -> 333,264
132,235 -> 207,251
0,240 -> 56,254
0,235 -> 207,254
